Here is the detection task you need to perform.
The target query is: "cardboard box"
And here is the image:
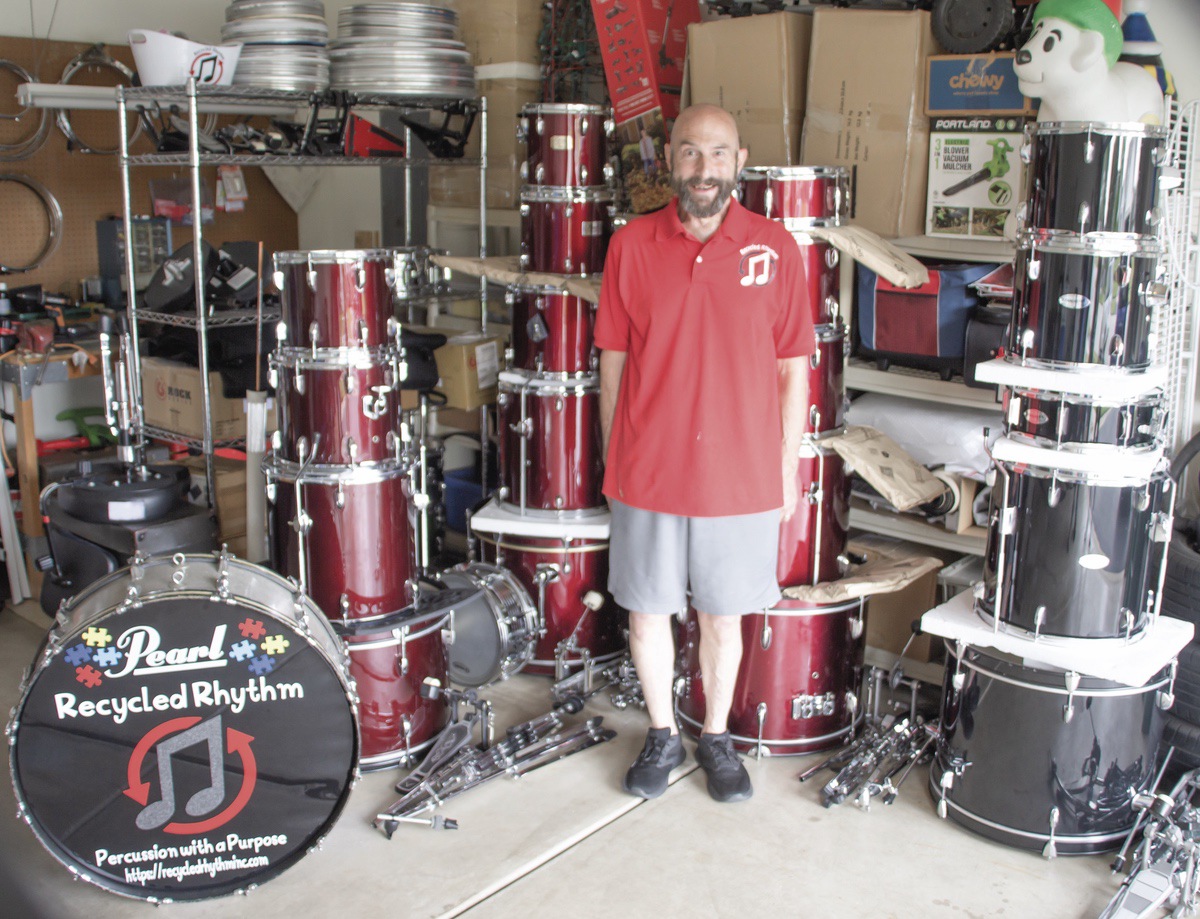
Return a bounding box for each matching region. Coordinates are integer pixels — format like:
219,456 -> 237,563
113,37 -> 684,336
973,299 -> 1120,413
926,53 -> 1034,116
801,9 -> 940,239
684,12 -> 811,166
455,0 -> 545,67
852,534 -> 949,664
182,455 -> 248,552
591,0 -> 702,213
436,332 -> 502,410
428,77 -> 542,211
141,357 -> 263,442
926,116 -> 1027,240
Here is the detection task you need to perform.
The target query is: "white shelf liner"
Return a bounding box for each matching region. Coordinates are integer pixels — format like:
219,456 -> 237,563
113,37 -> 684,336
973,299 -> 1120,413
974,358 -> 1167,398
920,589 -> 1193,686
991,435 -> 1165,478
469,497 -> 611,539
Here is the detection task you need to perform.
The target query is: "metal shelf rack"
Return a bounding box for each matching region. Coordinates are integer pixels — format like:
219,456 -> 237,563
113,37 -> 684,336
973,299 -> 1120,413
114,79 -> 488,503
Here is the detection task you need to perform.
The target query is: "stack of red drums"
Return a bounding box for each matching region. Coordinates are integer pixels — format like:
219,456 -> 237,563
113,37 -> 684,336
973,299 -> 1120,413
469,103 -> 625,676
677,165 -> 862,756
930,122 -> 1179,855
265,247 -> 452,771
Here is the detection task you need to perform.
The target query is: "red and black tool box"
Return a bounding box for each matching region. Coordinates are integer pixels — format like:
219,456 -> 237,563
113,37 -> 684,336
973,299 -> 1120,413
855,261 -> 1001,380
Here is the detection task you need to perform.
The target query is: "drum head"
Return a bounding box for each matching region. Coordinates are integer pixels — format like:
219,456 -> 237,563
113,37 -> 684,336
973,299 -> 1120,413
9,569 -> 358,901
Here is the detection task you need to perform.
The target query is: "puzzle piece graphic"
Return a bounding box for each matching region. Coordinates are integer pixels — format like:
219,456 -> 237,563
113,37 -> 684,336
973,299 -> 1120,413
76,665 -> 102,688
64,644 -> 92,667
82,627 -> 112,647
261,634 -> 289,656
93,647 -> 122,669
247,655 -> 275,676
229,639 -> 258,662
238,618 -> 267,640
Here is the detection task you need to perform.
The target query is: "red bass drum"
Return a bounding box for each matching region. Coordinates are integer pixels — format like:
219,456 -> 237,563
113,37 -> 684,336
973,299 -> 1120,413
676,597 -> 866,756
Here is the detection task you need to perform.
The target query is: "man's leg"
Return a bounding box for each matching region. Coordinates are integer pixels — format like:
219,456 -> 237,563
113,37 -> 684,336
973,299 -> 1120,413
628,610 -> 678,732
695,610 -> 743,735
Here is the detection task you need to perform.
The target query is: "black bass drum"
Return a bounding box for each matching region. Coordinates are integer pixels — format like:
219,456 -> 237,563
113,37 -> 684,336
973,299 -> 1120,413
930,642 -> 1170,856
8,551 -> 359,901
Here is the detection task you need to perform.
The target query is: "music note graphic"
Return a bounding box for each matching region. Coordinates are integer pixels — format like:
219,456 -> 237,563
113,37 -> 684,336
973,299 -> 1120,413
192,54 -> 220,85
740,251 -> 773,287
135,715 -> 226,831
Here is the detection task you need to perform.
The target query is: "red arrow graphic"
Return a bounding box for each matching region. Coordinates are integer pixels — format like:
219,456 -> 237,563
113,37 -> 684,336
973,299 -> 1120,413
163,727 -> 257,835
123,717 -> 202,805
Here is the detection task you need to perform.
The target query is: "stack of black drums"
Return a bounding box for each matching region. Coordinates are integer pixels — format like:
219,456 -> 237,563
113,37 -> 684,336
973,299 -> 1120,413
468,103 -> 626,677
676,165 -> 862,756
265,247 -> 454,771
930,121 -> 1181,855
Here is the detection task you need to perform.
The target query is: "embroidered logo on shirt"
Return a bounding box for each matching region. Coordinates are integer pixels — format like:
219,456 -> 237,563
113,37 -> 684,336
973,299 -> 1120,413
738,244 -> 780,287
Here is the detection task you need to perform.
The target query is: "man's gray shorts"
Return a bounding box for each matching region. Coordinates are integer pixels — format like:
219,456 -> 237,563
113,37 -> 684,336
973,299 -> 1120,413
608,499 -> 782,616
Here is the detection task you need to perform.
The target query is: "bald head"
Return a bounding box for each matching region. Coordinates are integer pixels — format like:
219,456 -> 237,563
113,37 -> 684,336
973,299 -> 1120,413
670,104 -> 741,152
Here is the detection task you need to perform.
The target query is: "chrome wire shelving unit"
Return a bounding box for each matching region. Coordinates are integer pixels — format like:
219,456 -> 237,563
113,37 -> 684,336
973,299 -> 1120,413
109,79 -> 487,503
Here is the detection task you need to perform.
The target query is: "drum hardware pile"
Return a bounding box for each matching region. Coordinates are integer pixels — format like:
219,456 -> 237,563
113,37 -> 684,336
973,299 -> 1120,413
675,165 -> 862,759
924,119 -> 1194,858
1099,763 -> 1200,919
469,101 -> 627,681
800,716 -> 939,811
550,650 -> 645,712
374,705 -> 616,837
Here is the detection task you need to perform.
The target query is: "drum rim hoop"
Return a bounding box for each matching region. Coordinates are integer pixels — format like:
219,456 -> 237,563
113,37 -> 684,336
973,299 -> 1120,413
946,640 -> 1171,695
1028,120 -> 1169,139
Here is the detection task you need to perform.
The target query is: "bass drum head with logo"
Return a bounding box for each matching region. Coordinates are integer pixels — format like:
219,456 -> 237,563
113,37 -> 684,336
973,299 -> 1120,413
8,552 -> 358,901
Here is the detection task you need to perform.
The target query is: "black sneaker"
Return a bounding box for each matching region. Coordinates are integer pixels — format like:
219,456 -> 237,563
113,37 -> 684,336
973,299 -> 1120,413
622,727 -> 686,799
695,731 -> 752,802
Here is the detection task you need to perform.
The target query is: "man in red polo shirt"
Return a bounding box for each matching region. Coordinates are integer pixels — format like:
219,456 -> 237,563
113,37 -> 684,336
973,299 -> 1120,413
596,104 -> 814,802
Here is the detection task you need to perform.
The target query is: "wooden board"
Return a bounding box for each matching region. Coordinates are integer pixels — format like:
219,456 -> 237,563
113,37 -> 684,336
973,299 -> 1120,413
0,36 -> 298,298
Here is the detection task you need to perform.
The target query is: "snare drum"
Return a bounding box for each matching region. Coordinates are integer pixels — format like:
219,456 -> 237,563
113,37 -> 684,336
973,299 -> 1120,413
1008,234 -> 1163,372
274,248 -> 445,351
519,102 -> 612,187
497,372 -> 604,514
439,562 -> 538,686
506,285 -> 597,377
777,443 -> 850,587
266,457 -> 416,623
738,166 -> 851,229
676,597 -> 866,756
931,642 -> 1170,855
980,447 -> 1172,640
339,609 -> 449,771
7,552 -> 358,900
792,232 -> 842,326
476,532 -> 625,675
271,350 -> 408,466
1003,386 -> 1164,453
520,186 -> 612,276
1022,121 -> 1168,239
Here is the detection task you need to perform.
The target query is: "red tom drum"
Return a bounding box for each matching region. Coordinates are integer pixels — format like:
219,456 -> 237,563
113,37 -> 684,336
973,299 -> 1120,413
477,531 -> 625,675
792,232 -> 842,326
271,351 -> 408,466
265,458 -> 415,623
676,597 -> 866,756
520,186 -> 612,276
777,443 -> 850,587
805,322 -> 847,435
274,248 -> 444,351
341,611 -> 450,771
519,102 -> 612,187
497,371 -> 604,514
739,166 -> 851,229
506,285 -> 597,377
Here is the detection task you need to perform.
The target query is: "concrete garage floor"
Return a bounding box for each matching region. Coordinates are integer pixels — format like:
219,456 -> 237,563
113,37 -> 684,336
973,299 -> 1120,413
0,602 -> 1150,919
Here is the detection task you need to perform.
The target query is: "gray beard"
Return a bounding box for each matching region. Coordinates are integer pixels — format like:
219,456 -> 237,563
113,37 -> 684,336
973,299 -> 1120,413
672,174 -> 736,219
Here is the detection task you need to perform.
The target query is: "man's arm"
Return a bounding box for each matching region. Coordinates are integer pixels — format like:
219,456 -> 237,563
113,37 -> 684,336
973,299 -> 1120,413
599,348 -> 627,458
777,355 -> 809,521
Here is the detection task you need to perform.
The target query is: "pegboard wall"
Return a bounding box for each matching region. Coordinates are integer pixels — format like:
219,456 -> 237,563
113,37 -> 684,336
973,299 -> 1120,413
0,35 -> 299,298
